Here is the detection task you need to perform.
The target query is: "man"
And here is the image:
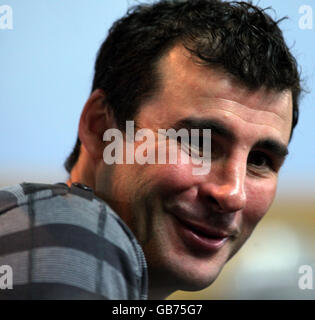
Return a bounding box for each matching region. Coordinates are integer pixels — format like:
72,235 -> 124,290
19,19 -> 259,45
0,0 -> 301,300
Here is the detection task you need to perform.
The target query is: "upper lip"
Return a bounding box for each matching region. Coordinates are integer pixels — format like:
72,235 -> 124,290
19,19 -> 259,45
174,215 -> 233,239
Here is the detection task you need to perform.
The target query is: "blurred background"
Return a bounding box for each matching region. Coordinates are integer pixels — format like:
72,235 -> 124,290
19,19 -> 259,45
1,0 -> 314,299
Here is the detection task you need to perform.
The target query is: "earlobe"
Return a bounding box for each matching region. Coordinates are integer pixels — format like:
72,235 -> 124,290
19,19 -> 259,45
78,89 -> 117,161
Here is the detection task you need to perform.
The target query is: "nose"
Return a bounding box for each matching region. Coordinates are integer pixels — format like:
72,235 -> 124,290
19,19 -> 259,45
199,160 -> 247,214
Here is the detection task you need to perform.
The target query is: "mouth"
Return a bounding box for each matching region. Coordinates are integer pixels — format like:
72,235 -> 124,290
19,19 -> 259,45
172,215 -> 229,253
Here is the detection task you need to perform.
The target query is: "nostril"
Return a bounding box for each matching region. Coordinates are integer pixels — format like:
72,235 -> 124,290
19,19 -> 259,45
205,195 -> 220,210
200,194 -> 228,214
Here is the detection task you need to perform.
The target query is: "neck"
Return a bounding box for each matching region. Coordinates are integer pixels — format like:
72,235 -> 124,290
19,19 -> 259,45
148,288 -> 171,300
147,271 -> 177,300
67,148 -> 96,189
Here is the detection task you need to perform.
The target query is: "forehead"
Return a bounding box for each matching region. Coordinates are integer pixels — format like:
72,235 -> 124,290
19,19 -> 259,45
147,45 -> 293,143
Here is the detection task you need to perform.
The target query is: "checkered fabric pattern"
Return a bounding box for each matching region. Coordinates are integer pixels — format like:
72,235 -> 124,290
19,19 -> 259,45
0,182 -> 148,300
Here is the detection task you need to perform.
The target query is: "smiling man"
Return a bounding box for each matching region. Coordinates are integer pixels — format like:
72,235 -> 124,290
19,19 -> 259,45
126,47 -> 292,298
0,0 -> 301,300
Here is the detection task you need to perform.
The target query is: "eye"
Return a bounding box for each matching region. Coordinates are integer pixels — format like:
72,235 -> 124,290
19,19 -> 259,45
247,151 -> 274,172
176,133 -> 203,156
189,131 -> 212,158
189,133 -> 204,155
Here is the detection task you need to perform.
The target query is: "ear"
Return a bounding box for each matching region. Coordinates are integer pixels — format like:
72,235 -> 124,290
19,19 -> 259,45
79,89 -> 117,161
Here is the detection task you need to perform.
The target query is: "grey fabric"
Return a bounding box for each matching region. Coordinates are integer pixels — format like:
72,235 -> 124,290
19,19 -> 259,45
0,182 -> 148,300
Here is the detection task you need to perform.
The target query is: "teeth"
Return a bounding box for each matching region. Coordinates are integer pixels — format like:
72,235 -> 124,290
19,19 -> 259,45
175,215 -> 224,239
195,230 -> 211,238
194,228 -> 220,239
183,221 -> 220,239
189,226 -> 208,237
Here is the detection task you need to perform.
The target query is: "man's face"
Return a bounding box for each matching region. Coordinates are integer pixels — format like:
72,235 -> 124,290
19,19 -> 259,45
95,45 -> 293,295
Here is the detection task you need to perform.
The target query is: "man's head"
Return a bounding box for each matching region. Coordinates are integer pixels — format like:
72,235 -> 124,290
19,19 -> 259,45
65,0 -> 301,298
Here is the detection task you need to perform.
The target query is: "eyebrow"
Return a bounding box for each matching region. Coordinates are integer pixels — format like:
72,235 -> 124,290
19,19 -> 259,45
173,117 -> 236,142
172,117 -> 289,158
253,139 -> 289,158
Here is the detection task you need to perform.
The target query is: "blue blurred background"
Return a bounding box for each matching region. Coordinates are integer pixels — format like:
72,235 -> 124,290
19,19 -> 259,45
1,0 -> 314,299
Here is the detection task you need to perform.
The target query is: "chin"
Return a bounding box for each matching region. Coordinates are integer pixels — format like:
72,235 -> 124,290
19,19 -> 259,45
149,253 -> 225,294
176,276 -> 217,293
178,264 -> 224,292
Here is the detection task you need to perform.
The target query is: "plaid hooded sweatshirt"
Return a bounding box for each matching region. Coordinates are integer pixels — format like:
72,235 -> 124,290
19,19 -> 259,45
0,182 -> 148,300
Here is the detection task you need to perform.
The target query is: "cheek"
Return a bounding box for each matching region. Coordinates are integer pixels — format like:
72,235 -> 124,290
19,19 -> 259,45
108,162 -> 196,213
147,162 -> 201,197
229,179 -> 278,258
244,178 -> 277,227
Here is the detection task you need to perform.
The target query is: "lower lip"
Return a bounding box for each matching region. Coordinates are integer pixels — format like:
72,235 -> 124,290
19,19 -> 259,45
173,217 -> 228,252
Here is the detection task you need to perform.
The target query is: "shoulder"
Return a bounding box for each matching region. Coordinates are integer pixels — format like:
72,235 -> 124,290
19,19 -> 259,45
0,182 -> 148,300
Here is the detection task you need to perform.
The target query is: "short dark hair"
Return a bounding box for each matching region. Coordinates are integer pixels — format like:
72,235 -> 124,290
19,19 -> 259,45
65,0 -> 301,174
